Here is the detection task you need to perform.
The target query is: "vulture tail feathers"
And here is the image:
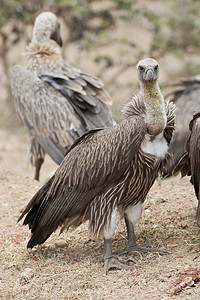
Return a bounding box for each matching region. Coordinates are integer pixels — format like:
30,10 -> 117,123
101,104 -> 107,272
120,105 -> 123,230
18,175 -> 55,225
27,226 -> 56,249
172,153 -> 190,177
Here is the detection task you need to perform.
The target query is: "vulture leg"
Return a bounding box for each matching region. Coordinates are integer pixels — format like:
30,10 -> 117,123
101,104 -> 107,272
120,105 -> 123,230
34,158 -> 44,181
116,202 -> 169,255
121,218 -> 170,255
103,208 -> 131,274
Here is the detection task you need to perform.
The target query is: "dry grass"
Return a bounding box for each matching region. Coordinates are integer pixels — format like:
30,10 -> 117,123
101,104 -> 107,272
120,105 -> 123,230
1,129 -> 200,299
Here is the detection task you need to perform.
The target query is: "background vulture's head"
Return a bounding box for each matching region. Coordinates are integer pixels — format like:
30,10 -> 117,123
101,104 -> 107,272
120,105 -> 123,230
32,11 -> 63,47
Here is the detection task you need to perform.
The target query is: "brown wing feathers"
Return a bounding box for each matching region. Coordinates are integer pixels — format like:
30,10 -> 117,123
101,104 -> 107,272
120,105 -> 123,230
18,116 -> 147,248
11,65 -> 81,164
40,67 -> 112,114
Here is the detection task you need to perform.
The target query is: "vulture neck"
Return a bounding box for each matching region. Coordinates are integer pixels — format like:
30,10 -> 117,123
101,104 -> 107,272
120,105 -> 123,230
32,25 -> 51,44
141,80 -> 166,137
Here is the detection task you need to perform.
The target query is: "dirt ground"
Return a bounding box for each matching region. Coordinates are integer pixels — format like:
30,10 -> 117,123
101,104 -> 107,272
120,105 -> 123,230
0,128 -> 200,300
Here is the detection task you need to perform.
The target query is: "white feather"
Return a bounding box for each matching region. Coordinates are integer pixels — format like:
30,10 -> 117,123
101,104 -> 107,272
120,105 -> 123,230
141,132 -> 168,158
124,201 -> 142,225
104,207 -> 117,239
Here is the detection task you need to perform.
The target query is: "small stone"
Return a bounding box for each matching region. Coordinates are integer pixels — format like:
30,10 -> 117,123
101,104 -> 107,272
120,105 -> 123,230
20,268 -> 35,283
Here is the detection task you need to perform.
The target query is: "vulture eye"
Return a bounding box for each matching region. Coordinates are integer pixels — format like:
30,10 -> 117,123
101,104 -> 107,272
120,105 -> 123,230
139,66 -> 144,71
154,65 -> 158,71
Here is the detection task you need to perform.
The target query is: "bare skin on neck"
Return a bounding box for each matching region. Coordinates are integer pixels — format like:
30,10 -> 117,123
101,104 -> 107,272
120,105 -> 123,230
141,80 -> 166,137
137,58 -> 167,137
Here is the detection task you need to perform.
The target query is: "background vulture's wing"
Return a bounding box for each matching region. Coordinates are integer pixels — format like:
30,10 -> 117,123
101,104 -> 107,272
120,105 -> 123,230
39,62 -> 114,129
165,77 -> 200,176
10,64 -> 89,164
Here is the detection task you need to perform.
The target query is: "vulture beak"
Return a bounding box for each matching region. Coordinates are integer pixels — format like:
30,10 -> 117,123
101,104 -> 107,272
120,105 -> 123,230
57,35 -> 63,47
51,27 -> 63,47
145,68 -> 154,83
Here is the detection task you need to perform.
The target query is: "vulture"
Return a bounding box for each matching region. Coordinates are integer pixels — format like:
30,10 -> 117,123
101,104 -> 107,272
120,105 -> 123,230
10,11 -> 114,181
173,112 -> 200,260
164,76 -> 200,176
18,58 -> 176,274
173,112 -> 200,224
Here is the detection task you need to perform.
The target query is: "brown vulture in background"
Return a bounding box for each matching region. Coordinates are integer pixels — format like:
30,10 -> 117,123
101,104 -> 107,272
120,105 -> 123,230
173,111 -> 200,260
173,111 -> 200,224
10,11 -> 114,180
164,76 -> 200,176
18,58 -> 175,274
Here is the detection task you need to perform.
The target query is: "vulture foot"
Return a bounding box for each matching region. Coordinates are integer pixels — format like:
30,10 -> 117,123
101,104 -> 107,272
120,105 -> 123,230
104,256 -> 131,275
103,238 -> 132,274
115,244 -> 170,256
122,219 -> 170,257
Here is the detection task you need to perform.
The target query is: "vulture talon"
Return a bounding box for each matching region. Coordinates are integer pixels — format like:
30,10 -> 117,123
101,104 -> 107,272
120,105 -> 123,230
115,219 -> 170,257
118,245 -> 170,256
114,245 -> 170,257
104,256 -> 132,275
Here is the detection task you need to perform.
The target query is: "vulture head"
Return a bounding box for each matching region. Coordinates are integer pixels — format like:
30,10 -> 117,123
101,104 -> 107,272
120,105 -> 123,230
32,11 -> 63,47
137,58 -> 159,84
136,58 -> 166,136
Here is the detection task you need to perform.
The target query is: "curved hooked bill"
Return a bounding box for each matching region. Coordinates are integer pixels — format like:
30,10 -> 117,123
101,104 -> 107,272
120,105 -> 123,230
51,28 -> 63,47
144,68 -> 154,83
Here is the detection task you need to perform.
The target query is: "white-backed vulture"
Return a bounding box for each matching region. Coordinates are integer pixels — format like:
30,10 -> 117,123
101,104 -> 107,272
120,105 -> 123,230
164,76 -> 200,176
173,111 -> 200,223
18,58 -> 176,274
10,12 -> 114,180
173,111 -> 200,259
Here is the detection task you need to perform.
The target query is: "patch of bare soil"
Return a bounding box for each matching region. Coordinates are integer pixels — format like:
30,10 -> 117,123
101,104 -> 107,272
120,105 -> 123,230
0,128 -> 200,299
